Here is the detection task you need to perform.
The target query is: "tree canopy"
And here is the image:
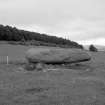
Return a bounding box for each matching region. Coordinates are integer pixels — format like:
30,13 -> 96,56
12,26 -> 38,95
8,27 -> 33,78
0,24 -> 83,49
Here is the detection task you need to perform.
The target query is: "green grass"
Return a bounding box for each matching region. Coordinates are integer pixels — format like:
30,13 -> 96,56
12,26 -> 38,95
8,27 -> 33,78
0,44 -> 105,105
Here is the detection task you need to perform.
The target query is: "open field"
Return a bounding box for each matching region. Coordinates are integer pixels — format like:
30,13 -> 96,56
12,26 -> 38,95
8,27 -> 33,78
0,44 -> 105,105
0,44 -> 37,64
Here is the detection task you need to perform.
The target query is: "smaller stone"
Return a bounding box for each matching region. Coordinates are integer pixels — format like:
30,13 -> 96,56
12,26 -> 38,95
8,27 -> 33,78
35,63 -> 44,71
24,63 -> 35,71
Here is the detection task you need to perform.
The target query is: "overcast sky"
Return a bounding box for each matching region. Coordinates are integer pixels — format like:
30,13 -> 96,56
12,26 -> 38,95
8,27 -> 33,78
0,0 -> 105,45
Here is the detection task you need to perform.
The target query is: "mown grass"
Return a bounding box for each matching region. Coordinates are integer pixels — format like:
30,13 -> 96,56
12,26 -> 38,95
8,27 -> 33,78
0,44 -> 105,105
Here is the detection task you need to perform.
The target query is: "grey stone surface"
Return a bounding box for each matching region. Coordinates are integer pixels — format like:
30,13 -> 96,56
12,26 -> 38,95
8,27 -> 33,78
26,48 -> 91,64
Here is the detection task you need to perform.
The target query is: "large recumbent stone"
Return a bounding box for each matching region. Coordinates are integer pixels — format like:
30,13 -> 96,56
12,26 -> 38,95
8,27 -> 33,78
26,48 -> 91,64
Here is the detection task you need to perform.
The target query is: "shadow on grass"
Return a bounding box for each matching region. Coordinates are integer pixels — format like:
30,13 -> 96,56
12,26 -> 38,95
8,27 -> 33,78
25,87 -> 49,94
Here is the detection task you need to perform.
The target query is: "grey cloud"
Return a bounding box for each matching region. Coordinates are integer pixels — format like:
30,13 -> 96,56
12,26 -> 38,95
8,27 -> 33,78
0,0 -> 105,25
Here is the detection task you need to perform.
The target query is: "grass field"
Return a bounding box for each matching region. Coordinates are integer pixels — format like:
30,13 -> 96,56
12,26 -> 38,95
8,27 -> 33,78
0,44 -> 105,105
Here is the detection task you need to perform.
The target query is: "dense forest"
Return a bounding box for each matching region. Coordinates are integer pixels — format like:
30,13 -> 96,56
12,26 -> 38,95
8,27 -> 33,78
0,24 -> 83,49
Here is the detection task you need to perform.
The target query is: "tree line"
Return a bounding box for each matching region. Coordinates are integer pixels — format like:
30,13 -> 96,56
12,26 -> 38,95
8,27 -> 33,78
0,24 -> 83,49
